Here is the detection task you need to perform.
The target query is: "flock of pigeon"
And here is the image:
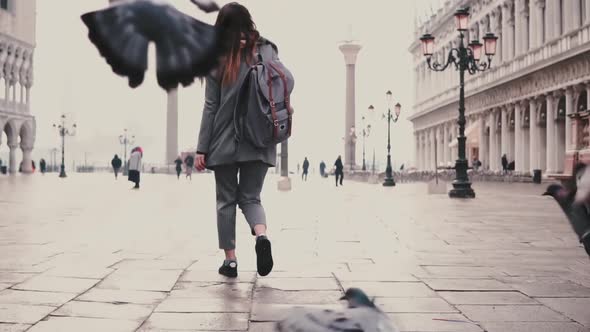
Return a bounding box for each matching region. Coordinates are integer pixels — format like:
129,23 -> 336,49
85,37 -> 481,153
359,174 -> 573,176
79,1 -> 589,331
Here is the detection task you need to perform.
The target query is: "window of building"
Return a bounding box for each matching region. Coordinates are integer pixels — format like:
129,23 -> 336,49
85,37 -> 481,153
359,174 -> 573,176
0,0 -> 8,10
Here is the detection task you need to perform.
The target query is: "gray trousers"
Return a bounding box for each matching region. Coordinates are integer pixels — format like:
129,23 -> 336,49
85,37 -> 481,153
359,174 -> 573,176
214,162 -> 268,250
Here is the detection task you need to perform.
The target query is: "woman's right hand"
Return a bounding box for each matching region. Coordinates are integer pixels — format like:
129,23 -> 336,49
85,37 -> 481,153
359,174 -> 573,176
196,153 -> 207,171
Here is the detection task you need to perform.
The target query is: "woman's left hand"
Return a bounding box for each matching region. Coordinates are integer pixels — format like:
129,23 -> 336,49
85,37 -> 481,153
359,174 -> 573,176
196,153 -> 207,171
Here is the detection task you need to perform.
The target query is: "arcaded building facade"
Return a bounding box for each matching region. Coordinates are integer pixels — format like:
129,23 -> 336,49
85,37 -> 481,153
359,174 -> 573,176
409,0 -> 590,175
0,0 -> 36,173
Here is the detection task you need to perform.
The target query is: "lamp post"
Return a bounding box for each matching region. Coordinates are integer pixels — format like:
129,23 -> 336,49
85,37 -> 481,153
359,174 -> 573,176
382,91 -> 401,187
53,114 -> 77,178
420,7 -> 498,198
362,105 -> 374,172
119,129 -> 135,176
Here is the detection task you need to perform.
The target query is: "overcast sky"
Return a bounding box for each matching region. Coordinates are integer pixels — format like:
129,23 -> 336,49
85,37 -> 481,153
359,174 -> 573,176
9,0 -> 442,170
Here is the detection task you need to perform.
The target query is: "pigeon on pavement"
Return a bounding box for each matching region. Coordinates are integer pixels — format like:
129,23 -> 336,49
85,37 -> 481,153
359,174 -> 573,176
81,0 -> 221,91
275,288 -> 399,332
544,163 -> 590,257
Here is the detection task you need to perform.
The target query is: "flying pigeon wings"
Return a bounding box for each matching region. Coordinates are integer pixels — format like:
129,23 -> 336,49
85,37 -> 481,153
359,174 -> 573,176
190,0 -> 219,13
276,307 -> 398,332
81,0 -> 221,91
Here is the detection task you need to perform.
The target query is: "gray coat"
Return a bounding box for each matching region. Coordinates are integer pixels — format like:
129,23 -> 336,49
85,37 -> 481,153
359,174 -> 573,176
197,38 -> 277,169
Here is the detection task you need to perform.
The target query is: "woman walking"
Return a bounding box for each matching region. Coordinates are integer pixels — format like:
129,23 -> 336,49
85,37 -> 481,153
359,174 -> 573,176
195,3 -> 275,278
128,147 -> 143,189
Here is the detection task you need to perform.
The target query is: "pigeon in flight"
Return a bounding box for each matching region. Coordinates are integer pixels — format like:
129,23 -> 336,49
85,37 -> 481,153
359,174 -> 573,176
81,0 -> 221,91
544,163 -> 590,257
276,288 -> 399,332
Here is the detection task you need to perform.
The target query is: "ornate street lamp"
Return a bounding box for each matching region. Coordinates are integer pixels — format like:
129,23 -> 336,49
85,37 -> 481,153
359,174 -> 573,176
53,114 -> 77,178
383,91 -> 401,187
419,6 -> 498,198
362,105 -> 374,172
119,129 -> 135,176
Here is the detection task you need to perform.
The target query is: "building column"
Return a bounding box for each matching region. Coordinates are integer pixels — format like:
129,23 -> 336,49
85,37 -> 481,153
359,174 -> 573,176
501,106 -> 509,160
515,102 -> 524,172
492,8 -> 503,63
565,87 -> 574,151
443,124 -> 450,166
545,0 -> 555,40
339,42 -> 362,170
546,94 -> 556,173
8,144 -> 18,174
423,132 -> 428,170
534,0 -> 545,47
489,111 -> 498,170
515,0 -> 524,55
166,89 -> 178,164
563,0 -> 574,32
503,0 -> 516,60
572,0 -> 582,31
529,98 -> 539,172
529,0 -> 538,49
21,147 -> 33,173
586,0 -> 590,25
478,114 -> 488,169
437,126 -> 444,168
430,128 -> 436,171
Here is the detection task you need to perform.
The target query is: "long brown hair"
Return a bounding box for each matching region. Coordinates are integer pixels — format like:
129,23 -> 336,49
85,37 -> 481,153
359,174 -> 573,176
215,2 -> 259,86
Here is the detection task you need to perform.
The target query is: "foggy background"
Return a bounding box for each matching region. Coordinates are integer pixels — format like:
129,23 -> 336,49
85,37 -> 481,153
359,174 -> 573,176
21,0 -> 443,171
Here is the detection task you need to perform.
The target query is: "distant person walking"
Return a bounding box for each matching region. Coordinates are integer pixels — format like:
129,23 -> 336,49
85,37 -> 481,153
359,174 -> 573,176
128,147 -> 143,189
302,157 -> 309,181
501,154 -> 508,174
111,154 -> 122,179
174,156 -> 183,179
297,163 -> 300,175
319,161 -> 326,177
334,155 -> 344,186
195,3 -> 275,279
185,154 -> 195,180
39,159 -> 47,174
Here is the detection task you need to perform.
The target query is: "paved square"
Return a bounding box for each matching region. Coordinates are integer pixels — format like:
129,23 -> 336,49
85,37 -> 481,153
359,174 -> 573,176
0,173 -> 588,331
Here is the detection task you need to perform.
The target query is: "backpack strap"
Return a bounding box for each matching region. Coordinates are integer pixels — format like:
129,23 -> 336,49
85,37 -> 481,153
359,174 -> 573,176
266,66 -> 279,140
268,62 -> 293,136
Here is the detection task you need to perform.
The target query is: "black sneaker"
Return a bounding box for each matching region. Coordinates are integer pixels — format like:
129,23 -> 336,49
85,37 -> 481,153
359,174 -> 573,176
218,260 -> 238,278
255,236 -> 273,276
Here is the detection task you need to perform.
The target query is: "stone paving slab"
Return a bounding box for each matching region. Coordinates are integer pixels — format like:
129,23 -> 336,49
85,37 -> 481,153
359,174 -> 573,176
27,316 -> 141,332
51,300 -> 154,321
0,290 -> 76,307
481,322 -> 590,332
0,323 -> 31,332
536,298 -> 590,326
387,313 -> 484,332
140,312 -> 249,331
437,291 -> 538,305
457,304 -> 571,322
0,174 -> 589,330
